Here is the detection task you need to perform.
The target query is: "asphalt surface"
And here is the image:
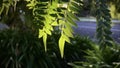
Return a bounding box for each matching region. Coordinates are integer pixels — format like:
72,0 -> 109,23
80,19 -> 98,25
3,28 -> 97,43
0,23 -> 9,30
74,21 -> 120,43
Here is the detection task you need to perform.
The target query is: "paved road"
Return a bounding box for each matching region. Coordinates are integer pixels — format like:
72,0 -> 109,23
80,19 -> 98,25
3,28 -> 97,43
74,21 -> 120,43
0,23 -> 9,30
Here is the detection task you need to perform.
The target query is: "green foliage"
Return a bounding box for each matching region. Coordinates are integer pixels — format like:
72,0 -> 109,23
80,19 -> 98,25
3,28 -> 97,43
0,2 -> 119,68
0,0 -> 20,15
69,44 -> 120,68
96,0 -> 114,47
0,0 -> 12,15
0,0 -> 83,57
0,0 -> 33,30
0,29 -> 61,68
64,35 -> 93,62
0,29 -> 94,68
109,0 -> 120,13
26,0 -> 83,57
46,32 -> 94,67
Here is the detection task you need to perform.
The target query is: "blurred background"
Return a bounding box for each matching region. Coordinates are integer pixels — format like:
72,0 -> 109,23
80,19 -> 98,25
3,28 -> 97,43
74,0 -> 120,43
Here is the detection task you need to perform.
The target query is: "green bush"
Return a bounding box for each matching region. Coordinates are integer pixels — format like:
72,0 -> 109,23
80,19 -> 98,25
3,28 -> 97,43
47,32 -> 94,67
0,29 -> 60,68
69,44 -> 120,68
0,29 -> 94,68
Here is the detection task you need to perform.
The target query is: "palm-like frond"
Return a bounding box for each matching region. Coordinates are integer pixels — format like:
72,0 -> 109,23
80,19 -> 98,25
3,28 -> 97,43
26,0 -> 83,57
96,0 -> 114,47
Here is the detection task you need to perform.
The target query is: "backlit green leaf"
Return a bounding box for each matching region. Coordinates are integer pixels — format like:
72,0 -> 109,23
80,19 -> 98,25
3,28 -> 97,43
67,11 -> 79,21
39,30 -> 44,38
63,27 -> 73,38
51,22 -> 58,26
70,2 -> 79,9
73,0 -> 83,4
68,5 -> 79,12
43,33 -> 47,51
0,6 -> 4,15
65,23 -> 74,35
45,28 -> 52,35
63,34 -> 70,43
66,16 -> 77,26
59,35 -> 65,58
